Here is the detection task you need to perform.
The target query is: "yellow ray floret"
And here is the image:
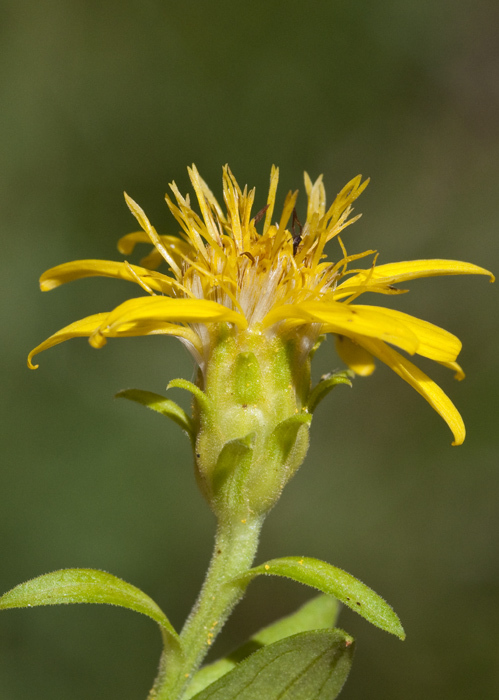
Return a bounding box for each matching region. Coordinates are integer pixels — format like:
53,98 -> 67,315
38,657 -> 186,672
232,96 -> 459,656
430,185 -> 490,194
29,164 -> 494,443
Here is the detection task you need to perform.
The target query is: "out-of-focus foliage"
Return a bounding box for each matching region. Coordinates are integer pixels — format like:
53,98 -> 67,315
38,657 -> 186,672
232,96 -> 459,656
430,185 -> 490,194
0,1 -> 497,698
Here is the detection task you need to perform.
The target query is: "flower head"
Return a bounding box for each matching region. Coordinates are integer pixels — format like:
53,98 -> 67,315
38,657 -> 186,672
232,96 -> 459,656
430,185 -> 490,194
29,165 -> 493,446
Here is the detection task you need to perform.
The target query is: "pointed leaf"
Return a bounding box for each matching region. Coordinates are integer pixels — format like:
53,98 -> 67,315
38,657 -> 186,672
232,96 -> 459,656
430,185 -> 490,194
168,378 -> 211,414
189,630 -> 354,700
116,388 -> 194,438
306,371 -> 353,413
267,413 -> 312,461
186,595 -> 340,699
0,569 -> 180,649
234,557 -> 405,640
212,433 -> 255,497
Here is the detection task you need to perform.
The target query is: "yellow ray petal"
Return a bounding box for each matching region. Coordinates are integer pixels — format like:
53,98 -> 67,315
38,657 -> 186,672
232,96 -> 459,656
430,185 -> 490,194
337,259 -> 494,295
28,313 -> 108,369
438,360 -> 465,381
263,165 -> 279,235
117,231 -> 191,262
335,335 -> 376,376
39,260 -> 178,294
124,193 -> 182,277
90,296 -> 247,348
352,306 -> 461,362
356,336 -> 465,445
263,301 -> 420,354
104,320 -> 203,357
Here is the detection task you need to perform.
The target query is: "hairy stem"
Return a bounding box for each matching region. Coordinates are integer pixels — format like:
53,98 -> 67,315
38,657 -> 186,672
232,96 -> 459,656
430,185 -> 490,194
151,515 -> 263,700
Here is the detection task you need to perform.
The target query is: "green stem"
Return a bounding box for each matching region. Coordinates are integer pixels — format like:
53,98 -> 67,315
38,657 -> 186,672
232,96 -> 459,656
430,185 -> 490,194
152,514 -> 264,700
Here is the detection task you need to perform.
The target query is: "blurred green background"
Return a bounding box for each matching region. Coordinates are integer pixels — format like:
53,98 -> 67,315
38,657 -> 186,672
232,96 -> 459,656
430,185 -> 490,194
1,1 -> 498,698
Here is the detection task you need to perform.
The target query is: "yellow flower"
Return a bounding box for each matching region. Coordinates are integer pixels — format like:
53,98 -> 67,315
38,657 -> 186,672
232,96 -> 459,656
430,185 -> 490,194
28,165 -> 493,445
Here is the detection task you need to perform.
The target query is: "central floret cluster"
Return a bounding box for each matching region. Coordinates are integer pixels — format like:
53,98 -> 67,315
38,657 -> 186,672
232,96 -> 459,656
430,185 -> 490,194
119,165 -> 370,367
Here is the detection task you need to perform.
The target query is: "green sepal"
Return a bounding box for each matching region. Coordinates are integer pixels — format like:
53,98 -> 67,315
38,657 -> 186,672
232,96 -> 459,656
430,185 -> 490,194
233,352 -> 262,404
116,388 -> 194,438
167,378 -> 210,414
266,413 -> 312,462
306,371 -> 353,414
188,629 -> 354,700
0,568 -> 182,653
309,335 -> 326,360
185,595 -> 340,699
212,433 -> 255,499
234,557 -> 405,640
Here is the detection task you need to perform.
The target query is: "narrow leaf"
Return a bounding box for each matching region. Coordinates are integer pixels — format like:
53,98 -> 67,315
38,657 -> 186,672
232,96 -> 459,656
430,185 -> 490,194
0,569 -> 180,647
116,388 -> 194,437
190,629 -> 354,700
167,378 -> 211,414
306,371 -> 353,414
235,557 -> 405,640
186,595 -> 340,698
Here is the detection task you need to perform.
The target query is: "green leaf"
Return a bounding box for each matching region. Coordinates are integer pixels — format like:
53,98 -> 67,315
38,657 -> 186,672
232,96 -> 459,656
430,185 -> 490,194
186,595 -> 340,699
167,378 -> 210,414
0,569 -> 181,649
306,370 -> 353,414
116,388 -> 194,437
189,630 -> 354,700
234,557 -> 405,640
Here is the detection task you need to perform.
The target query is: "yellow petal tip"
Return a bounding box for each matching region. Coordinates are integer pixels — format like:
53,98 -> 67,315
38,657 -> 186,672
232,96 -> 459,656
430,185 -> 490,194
88,332 -> 107,349
40,280 -> 58,291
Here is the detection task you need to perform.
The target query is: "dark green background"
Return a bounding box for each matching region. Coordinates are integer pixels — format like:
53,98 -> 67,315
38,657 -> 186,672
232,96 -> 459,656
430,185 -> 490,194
1,1 -> 498,698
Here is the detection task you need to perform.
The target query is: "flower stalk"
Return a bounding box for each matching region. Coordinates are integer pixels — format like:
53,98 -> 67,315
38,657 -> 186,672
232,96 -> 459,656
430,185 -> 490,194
154,515 -> 263,700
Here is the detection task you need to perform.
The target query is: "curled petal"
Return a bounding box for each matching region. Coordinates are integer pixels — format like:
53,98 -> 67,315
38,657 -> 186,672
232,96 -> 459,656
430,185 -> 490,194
356,336 -> 466,445
263,301 -> 420,354
439,360 -> 465,381
28,313 -> 108,369
335,335 -> 376,376
28,314 -> 204,369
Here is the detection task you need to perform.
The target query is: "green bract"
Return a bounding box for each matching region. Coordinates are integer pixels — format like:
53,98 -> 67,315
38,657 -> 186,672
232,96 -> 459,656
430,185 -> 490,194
186,328 -> 313,518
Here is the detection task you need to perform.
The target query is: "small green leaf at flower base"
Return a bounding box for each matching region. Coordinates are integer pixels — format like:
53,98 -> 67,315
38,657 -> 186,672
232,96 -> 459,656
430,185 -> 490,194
266,413 -> 312,462
116,388 -> 194,438
234,557 -> 405,640
189,629 -> 354,700
185,595 -> 340,699
0,569 -> 181,650
167,377 -> 211,414
306,370 -> 353,414
212,433 -> 255,500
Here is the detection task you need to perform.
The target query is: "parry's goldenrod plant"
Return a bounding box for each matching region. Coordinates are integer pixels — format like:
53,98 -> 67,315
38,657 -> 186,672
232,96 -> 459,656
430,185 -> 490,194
2,165 -> 493,699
